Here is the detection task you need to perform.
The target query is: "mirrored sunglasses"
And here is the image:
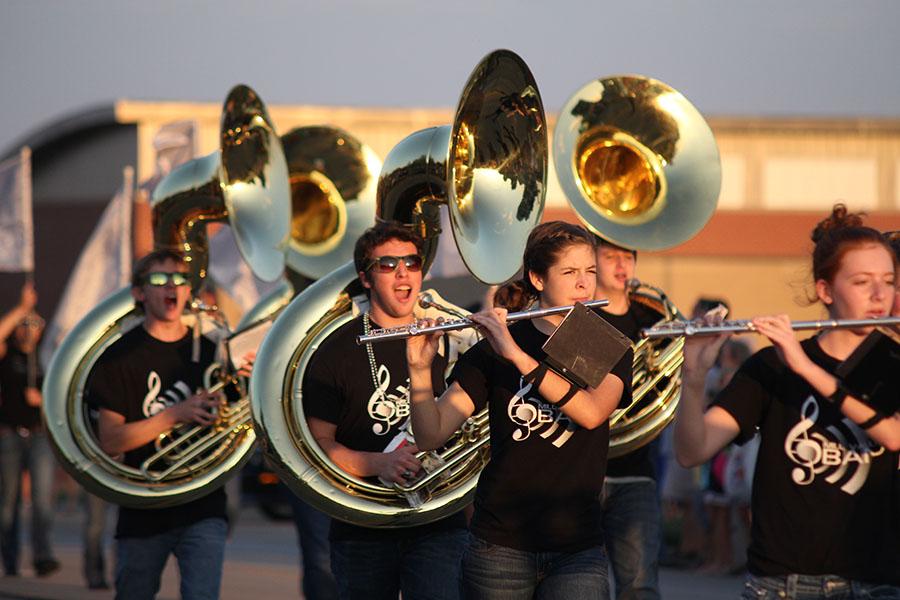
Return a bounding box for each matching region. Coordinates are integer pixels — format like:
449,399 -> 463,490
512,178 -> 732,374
366,254 -> 423,274
144,271 -> 190,287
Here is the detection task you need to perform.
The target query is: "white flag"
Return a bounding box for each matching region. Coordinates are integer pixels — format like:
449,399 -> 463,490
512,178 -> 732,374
0,147 -> 34,272
208,225 -> 279,314
139,120 -> 197,195
40,167 -> 134,369
426,207 -> 468,279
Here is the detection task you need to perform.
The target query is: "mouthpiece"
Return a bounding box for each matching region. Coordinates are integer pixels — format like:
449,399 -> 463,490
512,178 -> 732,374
625,278 -> 642,291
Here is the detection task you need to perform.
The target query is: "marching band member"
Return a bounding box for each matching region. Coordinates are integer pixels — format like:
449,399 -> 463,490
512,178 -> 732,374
302,221 -> 466,600
87,250 -> 251,600
674,205 -> 900,599
407,221 -> 632,600
592,237 -> 664,599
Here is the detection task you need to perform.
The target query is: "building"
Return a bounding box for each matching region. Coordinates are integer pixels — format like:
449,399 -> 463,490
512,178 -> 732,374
4,98 -> 900,330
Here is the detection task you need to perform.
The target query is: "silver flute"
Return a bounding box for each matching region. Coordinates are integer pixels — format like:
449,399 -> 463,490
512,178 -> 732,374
642,316 -> 900,339
357,299 -> 610,344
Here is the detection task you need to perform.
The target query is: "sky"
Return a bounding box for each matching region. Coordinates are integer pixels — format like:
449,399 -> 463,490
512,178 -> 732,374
2,0 -> 899,154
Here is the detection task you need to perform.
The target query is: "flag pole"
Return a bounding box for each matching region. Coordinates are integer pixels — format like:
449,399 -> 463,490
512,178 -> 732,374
19,146 -> 38,389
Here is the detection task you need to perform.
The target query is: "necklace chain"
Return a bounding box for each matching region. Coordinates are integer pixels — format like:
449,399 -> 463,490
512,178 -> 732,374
363,312 -> 388,404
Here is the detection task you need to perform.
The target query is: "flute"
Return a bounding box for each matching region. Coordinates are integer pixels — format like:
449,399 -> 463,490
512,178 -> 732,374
642,316 -> 900,339
357,299 -> 610,344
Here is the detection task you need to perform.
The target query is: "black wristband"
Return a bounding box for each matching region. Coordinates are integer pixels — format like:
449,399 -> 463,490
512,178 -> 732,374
826,381 -> 851,410
858,412 -> 887,430
524,362 -> 549,389
554,383 -> 579,409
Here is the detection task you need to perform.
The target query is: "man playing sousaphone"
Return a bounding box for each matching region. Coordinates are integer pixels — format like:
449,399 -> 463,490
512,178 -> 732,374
86,249 -> 252,600
302,221 -> 466,600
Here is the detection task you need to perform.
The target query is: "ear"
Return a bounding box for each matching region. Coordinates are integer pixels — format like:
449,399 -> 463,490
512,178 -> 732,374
131,286 -> 145,304
815,279 -> 833,306
528,270 -> 545,293
358,271 -> 372,290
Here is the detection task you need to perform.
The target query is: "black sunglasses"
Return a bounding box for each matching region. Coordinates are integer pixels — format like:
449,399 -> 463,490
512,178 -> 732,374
144,271 -> 190,287
365,254 -> 423,274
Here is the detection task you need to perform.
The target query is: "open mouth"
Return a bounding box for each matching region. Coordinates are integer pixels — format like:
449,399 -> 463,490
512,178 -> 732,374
164,295 -> 178,310
394,285 -> 413,302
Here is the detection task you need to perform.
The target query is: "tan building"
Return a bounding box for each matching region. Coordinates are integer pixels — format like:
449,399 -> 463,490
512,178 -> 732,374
116,99 -> 900,329
6,99 -> 899,331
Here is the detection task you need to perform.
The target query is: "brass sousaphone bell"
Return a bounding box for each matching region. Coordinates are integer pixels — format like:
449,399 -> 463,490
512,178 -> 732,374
43,84 -> 291,508
554,75 -> 722,456
251,49 -> 547,527
282,126 -> 382,280
233,126 -> 383,331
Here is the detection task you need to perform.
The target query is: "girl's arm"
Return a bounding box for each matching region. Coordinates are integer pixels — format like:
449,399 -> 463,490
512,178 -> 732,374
753,315 -> 900,451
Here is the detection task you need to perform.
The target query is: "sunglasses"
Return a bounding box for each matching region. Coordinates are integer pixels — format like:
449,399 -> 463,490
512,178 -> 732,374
144,271 -> 190,287
365,254 -> 423,274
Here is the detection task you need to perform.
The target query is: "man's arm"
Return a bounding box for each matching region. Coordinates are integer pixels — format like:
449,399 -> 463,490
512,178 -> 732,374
307,416 -> 422,485
97,390 -> 221,456
0,283 -> 37,359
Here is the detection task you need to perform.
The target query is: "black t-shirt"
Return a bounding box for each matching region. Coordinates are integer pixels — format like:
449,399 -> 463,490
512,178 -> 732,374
86,326 -> 227,539
713,337 -> 899,582
448,319 -> 633,552
0,346 -> 43,429
596,302 -> 664,479
303,315 -> 465,541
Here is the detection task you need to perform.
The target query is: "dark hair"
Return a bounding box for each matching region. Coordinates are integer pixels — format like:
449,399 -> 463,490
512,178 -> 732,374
691,297 -> 730,319
811,204 -> 897,286
353,221 -> 425,295
131,249 -> 187,288
494,221 -> 595,312
593,234 -> 637,259
883,230 -> 900,263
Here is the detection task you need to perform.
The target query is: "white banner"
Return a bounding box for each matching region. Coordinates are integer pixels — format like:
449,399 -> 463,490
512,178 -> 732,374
426,207 -> 468,279
208,225 -> 280,314
139,120 -> 197,195
40,167 -> 134,369
0,147 -> 34,272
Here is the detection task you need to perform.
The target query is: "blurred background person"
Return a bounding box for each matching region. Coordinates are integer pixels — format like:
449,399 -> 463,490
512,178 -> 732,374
592,235 -> 665,599
0,282 -> 60,578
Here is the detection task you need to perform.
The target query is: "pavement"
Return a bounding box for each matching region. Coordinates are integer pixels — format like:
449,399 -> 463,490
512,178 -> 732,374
0,501 -> 744,599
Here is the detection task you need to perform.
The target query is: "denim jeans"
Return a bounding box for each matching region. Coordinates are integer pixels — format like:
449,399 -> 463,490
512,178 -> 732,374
599,478 -> 661,600
83,491 -> 109,586
331,527 -> 467,600
741,574 -> 900,599
115,516 -> 227,600
461,534 -> 610,600
0,428 -> 57,574
288,491 -> 338,600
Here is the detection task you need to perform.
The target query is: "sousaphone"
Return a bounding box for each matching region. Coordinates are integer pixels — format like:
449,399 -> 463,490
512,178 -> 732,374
554,75 -> 722,456
43,84 -> 291,508
251,49 -> 547,526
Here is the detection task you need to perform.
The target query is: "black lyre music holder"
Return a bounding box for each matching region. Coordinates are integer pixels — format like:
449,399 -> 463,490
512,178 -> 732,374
835,326 -> 900,413
541,302 -> 631,389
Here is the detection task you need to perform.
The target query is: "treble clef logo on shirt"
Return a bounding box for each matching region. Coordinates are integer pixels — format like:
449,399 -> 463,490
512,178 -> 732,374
142,371 -> 165,417
783,395 -> 884,494
507,379 -> 575,447
367,364 -> 410,435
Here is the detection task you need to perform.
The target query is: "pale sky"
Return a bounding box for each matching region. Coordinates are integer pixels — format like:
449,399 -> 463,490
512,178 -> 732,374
2,0 -> 899,154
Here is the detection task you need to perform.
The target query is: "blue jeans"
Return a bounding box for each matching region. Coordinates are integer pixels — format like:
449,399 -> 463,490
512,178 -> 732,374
599,478 -> 661,600
83,491 -> 109,586
741,574 -> 900,599
288,491 -> 338,600
0,428 -> 56,574
331,527 -> 467,600
115,516 -> 227,600
461,534 -> 610,600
